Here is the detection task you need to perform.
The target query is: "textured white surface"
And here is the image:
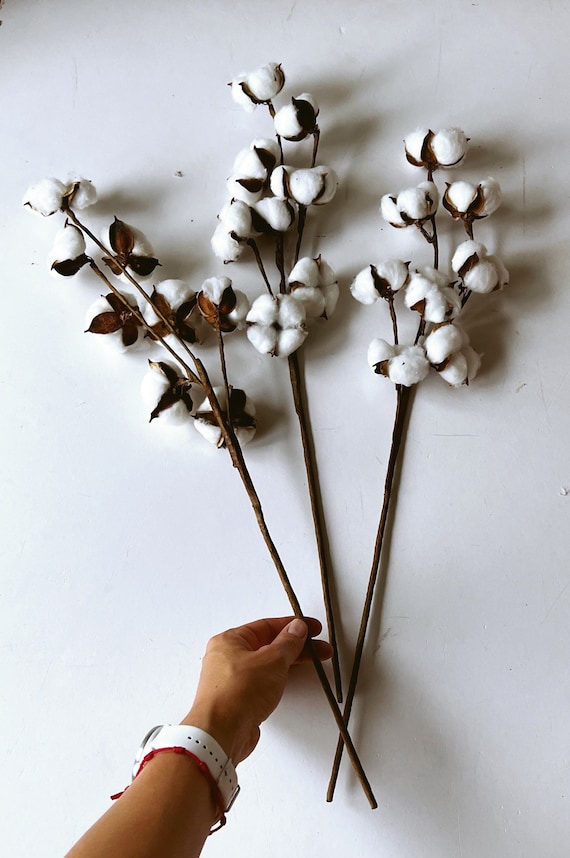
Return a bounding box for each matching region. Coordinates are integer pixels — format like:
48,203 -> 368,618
2,1 -> 570,856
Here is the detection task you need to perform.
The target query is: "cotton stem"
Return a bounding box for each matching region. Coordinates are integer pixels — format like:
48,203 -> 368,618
326,383 -> 412,802
288,348 -> 343,703
246,238 -> 274,296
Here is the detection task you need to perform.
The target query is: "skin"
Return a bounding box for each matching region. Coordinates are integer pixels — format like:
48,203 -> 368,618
66,616 -> 332,858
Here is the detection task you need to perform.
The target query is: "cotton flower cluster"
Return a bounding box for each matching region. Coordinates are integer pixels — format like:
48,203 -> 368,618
353,125 -> 508,390
211,62 -> 340,360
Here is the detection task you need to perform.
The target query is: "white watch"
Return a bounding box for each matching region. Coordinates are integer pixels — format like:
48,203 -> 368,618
133,725 -> 240,812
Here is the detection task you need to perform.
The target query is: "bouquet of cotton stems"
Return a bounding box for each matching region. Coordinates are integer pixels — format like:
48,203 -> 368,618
327,127 -> 509,800
22,67 -> 375,808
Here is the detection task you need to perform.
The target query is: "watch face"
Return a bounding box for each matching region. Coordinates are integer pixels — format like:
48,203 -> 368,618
132,725 -> 163,780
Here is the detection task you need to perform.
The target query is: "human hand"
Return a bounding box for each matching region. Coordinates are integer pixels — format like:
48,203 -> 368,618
181,616 -> 332,765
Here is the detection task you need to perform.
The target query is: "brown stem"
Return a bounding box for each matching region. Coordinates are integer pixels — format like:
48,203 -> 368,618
288,348 -> 343,703
464,219 -> 474,240
326,383 -> 411,802
246,238 -> 274,296
275,234 -> 286,292
294,205 -> 307,266
388,295 -> 399,345
215,324 -> 232,420
311,127 -> 320,168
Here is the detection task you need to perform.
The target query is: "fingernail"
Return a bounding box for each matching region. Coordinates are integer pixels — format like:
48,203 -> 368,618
287,618 -> 307,639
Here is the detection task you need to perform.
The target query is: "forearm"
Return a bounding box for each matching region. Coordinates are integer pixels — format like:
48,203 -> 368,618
65,750 -> 219,858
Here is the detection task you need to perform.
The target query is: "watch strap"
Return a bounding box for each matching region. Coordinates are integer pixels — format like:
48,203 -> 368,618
134,724 -> 239,812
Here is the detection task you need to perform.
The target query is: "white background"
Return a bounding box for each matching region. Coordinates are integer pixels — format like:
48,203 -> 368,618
2,1 -> 569,856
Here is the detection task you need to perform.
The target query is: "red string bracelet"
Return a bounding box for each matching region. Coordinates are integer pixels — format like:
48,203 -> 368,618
111,746 -> 227,834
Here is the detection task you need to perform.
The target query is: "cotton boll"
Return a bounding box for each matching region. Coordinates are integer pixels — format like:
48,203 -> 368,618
211,224 -> 243,263
289,167 -> 338,206
314,169 -> 338,205
387,346 -> 430,386
375,259 -> 410,292
405,269 -> 460,322
289,257 -> 320,289
270,165 -> 293,199
438,351 -> 469,386
140,363 -> 194,427
252,197 -> 296,232
367,338 -> 395,370
424,323 -> 465,365
246,323 -> 279,355
463,259 -> 500,294
68,178 -> 98,210
227,290 -> 251,329
246,293 -> 307,356
275,327 -> 308,357
142,279 -> 194,325
367,340 -> 429,386
218,199 -> 252,238
463,346 -> 482,381
479,177 -> 502,216
451,239 -> 487,275
397,181 -> 438,221
200,276 -> 232,306
85,294 -> 143,353
380,194 -> 406,227
289,285 -> 326,318
277,293 -> 306,327
230,63 -> 285,111
249,138 -> 281,170
23,177 -> 66,216
230,76 -> 257,112
321,281 -> 340,318
232,147 -> 269,181
487,254 -> 509,289
351,267 -> 380,305
246,293 -> 278,326
48,223 -> 88,277
444,180 -> 478,215
404,128 -> 430,167
226,174 -> 265,205
273,93 -> 319,140
246,63 -> 285,101
430,128 -> 468,167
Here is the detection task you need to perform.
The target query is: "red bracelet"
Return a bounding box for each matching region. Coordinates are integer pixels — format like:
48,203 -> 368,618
111,746 -> 227,833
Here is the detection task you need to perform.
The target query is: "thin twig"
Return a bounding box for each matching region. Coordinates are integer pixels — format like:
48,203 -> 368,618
246,238 -> 274,295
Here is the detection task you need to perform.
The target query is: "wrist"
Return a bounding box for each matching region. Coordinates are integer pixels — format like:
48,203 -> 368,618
181,704 -> 248,765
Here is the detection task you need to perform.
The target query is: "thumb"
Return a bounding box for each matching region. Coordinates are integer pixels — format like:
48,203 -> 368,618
271,618 -> 308,667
